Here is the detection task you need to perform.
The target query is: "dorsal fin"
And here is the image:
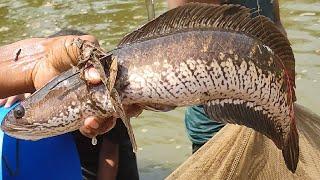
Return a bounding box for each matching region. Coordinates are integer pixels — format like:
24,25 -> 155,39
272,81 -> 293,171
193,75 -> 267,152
118,3 -> 295,97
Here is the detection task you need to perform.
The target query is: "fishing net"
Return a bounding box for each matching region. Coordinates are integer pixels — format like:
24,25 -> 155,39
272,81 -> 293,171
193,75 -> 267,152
167,104 -> 320,180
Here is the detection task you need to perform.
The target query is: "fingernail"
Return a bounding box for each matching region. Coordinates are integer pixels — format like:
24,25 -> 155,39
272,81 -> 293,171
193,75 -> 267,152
89,68 -> 100,79
85,68 -> 101,84
90,120 -> 99,129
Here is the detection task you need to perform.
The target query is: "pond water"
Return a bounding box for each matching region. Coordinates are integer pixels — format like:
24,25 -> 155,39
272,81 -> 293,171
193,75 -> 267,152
0,0 -> 319,179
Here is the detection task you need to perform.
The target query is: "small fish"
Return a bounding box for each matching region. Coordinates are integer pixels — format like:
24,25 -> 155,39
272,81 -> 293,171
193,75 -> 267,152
2,4 -> 298,172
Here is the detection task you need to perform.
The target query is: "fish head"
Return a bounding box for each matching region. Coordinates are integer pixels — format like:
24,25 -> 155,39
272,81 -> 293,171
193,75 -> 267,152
1,69 -> 92,140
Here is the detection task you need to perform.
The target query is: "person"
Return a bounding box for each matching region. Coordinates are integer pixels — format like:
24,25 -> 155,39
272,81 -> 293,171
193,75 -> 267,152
167,0 -> 286,153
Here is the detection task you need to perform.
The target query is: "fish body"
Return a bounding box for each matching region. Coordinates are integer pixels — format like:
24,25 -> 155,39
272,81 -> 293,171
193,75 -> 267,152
116,30 -> 293,149
1,4 -> 298,172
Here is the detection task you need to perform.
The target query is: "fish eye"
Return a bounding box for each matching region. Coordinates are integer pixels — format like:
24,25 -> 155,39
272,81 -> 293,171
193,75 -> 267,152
13,105 -> 25,119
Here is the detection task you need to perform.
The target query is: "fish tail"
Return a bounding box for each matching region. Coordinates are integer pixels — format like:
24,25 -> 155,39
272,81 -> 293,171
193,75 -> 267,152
282,117 -> 299,173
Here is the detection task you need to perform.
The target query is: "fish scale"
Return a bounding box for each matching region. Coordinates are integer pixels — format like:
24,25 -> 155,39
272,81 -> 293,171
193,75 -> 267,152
119,31 -> 285,107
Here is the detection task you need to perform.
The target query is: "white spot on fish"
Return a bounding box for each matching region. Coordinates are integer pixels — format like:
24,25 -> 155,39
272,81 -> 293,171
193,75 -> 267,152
263,45 -> 273,54
234,54 -> 238,61
219,52 -> 225,60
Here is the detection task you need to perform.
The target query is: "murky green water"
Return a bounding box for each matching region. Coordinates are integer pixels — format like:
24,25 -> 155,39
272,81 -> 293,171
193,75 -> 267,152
0,0 -> 319,179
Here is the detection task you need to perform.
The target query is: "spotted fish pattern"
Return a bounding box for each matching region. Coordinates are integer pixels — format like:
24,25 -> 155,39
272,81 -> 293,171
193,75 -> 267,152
117,30 -> 291,150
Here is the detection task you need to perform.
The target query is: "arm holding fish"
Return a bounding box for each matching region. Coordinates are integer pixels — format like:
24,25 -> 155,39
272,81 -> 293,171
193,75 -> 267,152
0,35 -> 116,138
0,35 -> 98,97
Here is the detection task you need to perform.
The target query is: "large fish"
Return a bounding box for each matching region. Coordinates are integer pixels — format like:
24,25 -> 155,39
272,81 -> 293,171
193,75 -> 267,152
1,4 -> 298,172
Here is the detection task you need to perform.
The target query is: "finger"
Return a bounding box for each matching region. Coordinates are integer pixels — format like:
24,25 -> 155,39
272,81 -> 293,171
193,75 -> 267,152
79,126 -> 97,139
84,67 -> 101,84
4,96 -> 19,108
4,94 -> 27,108
82,116 -> 117,137
0,99 -> 7,107
84,116 -> 115,135
80,116 -> 102,138
84,116 -> 100,129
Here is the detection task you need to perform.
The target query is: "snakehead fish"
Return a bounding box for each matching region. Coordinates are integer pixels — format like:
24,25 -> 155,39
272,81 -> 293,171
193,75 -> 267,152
1,4 -> 299,172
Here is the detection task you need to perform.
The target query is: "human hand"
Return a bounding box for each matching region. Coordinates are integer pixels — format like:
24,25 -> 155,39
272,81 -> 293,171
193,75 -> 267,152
31,35 -> 99,90
31,35 -> 107,138
80,68 -> 143,138
0,93 -> 31,108
0,35 -> 98,98
80,116 -> 117,138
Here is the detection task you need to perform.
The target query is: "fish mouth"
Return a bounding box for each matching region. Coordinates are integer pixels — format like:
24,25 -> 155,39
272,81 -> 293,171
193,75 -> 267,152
1,122 -> 32,132
1,112 -> 39,140
1,122 -> 42,140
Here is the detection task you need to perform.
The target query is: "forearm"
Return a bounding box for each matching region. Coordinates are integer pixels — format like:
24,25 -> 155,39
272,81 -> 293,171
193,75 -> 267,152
97,137 -> 119,180
0,38 -> 44,98
0,36 -> 87,98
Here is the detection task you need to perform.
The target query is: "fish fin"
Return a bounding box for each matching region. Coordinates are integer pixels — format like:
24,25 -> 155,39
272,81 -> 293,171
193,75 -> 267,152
282,122 -> 299,173
203,99 -> 284,149
204,99 -> 300,172
114,102 -> 138,153
281,103 -> 320,173
121,117 -> 137,153
111,90 -> 138,153
118,3 -> 295,91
